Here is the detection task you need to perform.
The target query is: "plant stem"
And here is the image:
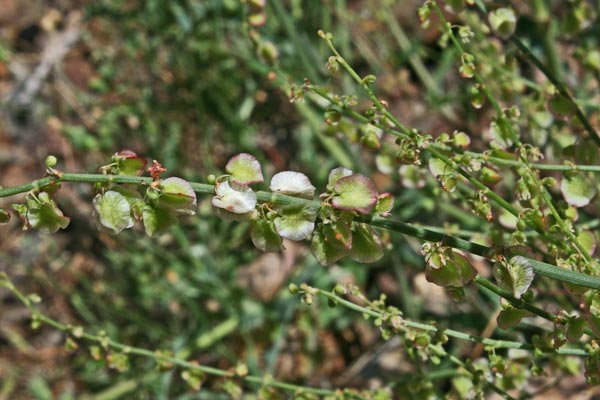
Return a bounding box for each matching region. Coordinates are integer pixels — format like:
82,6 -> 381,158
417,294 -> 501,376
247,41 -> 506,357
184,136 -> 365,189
367,215 -> 600,290
430,1 -> 592,260
2,172 -> 600,291
317,28 -> 569,250
309,85 -> 600,172
315,288 -> 587,356
0,273 -> 354,398
510,37 -> 600,146
541,190 -> 592,262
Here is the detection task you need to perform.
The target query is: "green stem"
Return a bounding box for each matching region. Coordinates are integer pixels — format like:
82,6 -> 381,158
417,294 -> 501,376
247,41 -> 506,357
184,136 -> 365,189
0,273 -> 349,398
3,172 -> 600,291
474,276 -> 556,321
541,190 -> 592,262
378,2 -> 458,123
431,1 -> 591,259
309,85 -> 600,172
315,288 -> 587,356
508,37 -> 600,147
367,215 -> 600,290
317,30 -> 567,249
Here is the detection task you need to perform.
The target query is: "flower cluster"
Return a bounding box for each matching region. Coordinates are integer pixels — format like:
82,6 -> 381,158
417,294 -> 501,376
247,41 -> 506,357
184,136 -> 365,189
92,150 -> 197,236
211,153 -> 394,265
9,151 -> 395,266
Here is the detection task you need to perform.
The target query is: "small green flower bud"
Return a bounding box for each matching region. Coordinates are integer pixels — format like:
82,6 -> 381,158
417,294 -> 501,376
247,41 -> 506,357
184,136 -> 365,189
389,315 -> 403,330
28,293 -> 42,304
512,231 -> 526,244
488,7 -> 517,39
45,155 -> 58,168
361,130 -> 381,150
288,283 -> 299,294
207,174 -> 216,184
542,177 -> 556,187
362,75 -> 377,85
257,41 -> 278,65
146,188 -> 161,201
302,293 -> 314,305
333,284 -> 347,295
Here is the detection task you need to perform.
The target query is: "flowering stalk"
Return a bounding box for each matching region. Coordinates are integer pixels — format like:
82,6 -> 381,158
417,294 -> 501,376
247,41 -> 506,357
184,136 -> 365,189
2,168 -> 600,291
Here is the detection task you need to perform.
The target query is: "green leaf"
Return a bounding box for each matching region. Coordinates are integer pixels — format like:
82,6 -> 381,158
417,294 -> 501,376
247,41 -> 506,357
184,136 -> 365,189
548,94 -> 577,120
323,217 -> 353,250
273,206 -> 316,241
428,157 -> 452,177
349,223 -> 383,263
493,256 -> 535,299
250,219 -> 284,252
142,205 -> 178,237
270,171 -> 316,198
93,191 -> 133,234
332,174 -> 378,214
159,177 -> 197,215
26,192 -> 70,234
213,207 -> 255,222
110,186 -> 144,219
225,153 -> 264,185
212,181 -> 257,214
489,120 -> 514,148
310,228 -> 348,266
452,131 -> 471,148
561,172 -> 597,207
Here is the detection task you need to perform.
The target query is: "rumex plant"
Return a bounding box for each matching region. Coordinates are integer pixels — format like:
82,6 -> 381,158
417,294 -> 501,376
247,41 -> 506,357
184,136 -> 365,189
2,0 -> 600,398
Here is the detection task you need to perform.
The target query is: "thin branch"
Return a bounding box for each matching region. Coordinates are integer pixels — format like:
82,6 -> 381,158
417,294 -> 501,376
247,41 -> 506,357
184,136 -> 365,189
430,1 -> 593,262
2,172 -> 600,291
509,37 -> 600,147
315,288 -> 587,356
0,273 -> 362,398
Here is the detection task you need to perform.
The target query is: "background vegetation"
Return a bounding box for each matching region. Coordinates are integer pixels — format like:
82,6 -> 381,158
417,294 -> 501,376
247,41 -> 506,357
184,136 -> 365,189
1,0 -> 600,398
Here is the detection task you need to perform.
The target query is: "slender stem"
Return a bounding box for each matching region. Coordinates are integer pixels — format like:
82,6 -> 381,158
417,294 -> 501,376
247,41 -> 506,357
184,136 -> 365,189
315,288 -> 587,356
309,85 -> 600,172
508,38 -> 600,147
0,273 -> 351,398
2,171 -> 600,291
474,276 -> 556,321
378,2 -> 458,124
447,354 -> 518,400
317,29 -> 569,250
367,215 -> 600,290
431,1 -> 592,259
541,190 -> 592,262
